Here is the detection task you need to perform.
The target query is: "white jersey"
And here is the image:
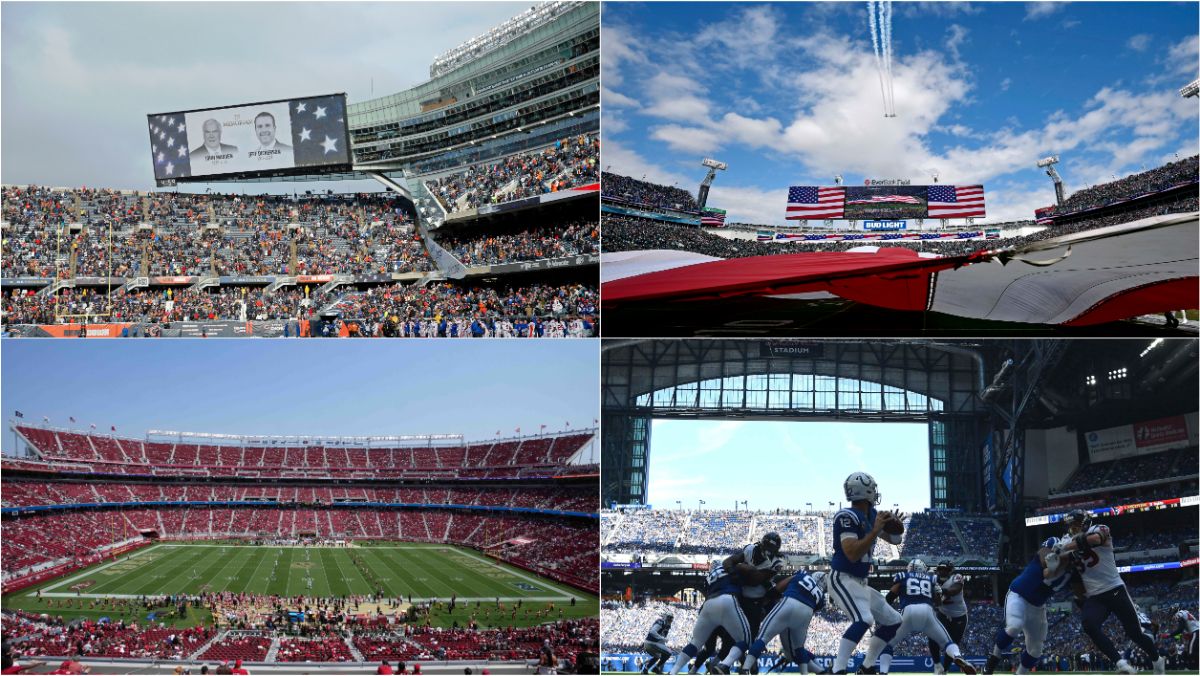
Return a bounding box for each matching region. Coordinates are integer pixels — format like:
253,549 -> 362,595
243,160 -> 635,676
1075,524 -> 1124,596
937,573 -> 968,618
739,543 -> 783,599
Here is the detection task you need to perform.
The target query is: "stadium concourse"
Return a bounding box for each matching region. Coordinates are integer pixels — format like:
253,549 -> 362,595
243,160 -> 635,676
0,425 -> 599,673
599,158 -> 1198,337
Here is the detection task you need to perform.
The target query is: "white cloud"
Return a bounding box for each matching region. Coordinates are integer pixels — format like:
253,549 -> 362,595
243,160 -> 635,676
1127,34 -> 1153,52
602,87 -> 640,109
641,72 -> 712,120
650,124 -> 723,155
1166,34 -> 1199,75
1000,77 -> 1012,91
899,2 -> 982,18
945,24 -> 970,61
1024,2 -> 1066,21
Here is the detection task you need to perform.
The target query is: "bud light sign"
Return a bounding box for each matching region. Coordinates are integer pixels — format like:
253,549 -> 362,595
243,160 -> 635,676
863,219 -> 906,231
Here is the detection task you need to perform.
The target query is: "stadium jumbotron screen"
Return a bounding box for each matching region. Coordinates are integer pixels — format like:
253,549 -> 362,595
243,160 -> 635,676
147,93 -> 352,186
787,184 -> 986,221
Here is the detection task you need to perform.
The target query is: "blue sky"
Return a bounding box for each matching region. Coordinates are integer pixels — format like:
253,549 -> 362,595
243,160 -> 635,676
1,341 -> 598,455
0,2 -> 530,192
647,420 -> 930,512
603,1 -> 1199,225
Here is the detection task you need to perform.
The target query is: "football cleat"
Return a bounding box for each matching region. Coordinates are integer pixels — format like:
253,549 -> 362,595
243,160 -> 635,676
952,657 -> 977,675
856,665 -> 878,674
933,665 -> 946,675
1115,658 -> 1137,674
981,655 -> 998,675
1151,656 -> 1165,674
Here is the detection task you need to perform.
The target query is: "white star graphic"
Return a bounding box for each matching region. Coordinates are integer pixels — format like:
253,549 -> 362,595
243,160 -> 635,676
314,106 -> 327,120
152,145 -> 158,153
159,115 -> 166,122
299,127 -> 312,142
321,136 -> 338,154
177,123 -> 185,133
165,162 -> 175,175
157,152 -> 165,162
177,146 -> 187,158
158,131 -> 166,140
168,117 -> 175,125
296,102 -> 307,113
166,137 -> 175,148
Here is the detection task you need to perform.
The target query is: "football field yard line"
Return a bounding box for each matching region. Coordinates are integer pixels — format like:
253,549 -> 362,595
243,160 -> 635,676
31,543 -> 584,603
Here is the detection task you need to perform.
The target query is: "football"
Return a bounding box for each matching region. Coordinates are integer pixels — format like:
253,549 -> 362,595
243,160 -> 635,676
884,516 -> 905,535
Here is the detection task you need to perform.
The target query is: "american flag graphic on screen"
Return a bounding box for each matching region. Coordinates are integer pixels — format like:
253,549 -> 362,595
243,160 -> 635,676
289,95 -> 351,168
927,185 -> 986,218
787,186 -> 845,219
148,115 -> 192,181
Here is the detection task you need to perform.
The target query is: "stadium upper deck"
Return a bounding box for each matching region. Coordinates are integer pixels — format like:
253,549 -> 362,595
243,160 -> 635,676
347,1 -> 599,178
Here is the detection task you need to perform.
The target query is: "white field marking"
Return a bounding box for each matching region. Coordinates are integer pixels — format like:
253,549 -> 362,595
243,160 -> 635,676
36,545 -> 165,594
446,547 -> 576,599
35,592 -> 572,601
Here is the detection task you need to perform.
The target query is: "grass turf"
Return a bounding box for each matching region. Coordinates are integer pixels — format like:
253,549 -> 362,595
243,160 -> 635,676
3,542 -> 596,630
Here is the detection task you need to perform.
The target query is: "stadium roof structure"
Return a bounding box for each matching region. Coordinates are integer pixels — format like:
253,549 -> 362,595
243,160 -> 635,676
602,211 -> 1198,328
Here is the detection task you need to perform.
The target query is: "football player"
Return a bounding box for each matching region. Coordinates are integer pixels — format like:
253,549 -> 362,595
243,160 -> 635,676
735,570 -> 828,674
707,533 -> 785,674
827,472 -> 905,675
642,612 -> 674,674
928,561 -> 969,675
1053,510 -> 1165,674
983,536 -> 1074,675
667,555 -> 752,675
1173,609 -> 1197,671
860,560 -> 976,675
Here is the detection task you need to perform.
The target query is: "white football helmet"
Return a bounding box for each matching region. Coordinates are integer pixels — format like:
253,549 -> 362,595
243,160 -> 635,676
908,559 -> 929,574
808,570 -> 827,590
844,471 -> 880,505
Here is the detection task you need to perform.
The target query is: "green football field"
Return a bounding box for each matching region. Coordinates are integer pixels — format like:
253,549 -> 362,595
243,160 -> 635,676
3,542 -> 596,629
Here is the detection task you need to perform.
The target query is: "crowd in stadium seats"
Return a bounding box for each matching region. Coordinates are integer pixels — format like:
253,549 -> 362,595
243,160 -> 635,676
601,508 -> 999,563
2,610 -> 214,659
429,134 -> 599,213
10,427 -> 591,474
2,186 -> 431,279
601,174 -> 699,212
1046,156 -> 1198,216
326,281 -> 597,337
437,220 -> 599,266
1,287 -> 318,326
1055,446 -> 1196,494
275,634 -> 354,662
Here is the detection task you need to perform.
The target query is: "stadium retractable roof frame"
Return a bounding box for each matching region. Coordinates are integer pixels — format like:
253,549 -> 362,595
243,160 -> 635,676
601,340 -> 994,510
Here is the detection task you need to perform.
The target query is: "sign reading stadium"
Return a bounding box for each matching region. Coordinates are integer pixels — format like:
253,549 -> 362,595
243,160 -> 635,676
786,184 -> 986,220
147,93 -> 352,186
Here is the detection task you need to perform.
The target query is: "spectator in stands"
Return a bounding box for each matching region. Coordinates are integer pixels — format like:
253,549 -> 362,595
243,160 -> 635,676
377,660 -> 394,675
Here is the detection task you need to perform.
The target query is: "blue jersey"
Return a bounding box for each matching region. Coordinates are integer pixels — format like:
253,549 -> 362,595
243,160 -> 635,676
1009,551 -> 1072,607
893,572 -> 937,609
782,571 -> 827,610
831,507 -> 877,578
704,560 -> 742,598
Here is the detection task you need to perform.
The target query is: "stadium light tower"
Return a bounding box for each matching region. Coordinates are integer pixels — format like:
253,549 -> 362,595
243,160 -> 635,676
834,174 -> 844,186
696,158 -> 727,209
1180,78 -> 1199,98
1037,155 -> 1066,206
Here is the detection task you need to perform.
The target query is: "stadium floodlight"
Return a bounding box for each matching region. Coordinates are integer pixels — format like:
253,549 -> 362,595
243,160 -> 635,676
697,158 -> 728,209
834,174 -> 844,186
1037,155 -> 1066,206
930,168 -> 940,184
1181,78 -> 1199,98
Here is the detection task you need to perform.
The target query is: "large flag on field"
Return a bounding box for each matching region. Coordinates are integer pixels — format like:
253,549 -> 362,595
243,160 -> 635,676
700,208 -> 727,226
787,186 -> 845,219
927,185 -> 986,218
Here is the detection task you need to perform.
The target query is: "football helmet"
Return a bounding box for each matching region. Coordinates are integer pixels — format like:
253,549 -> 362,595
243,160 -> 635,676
936,560 -> 954,578
759,531 -> 783,559
908,559 -> 929,574
1065,510 -> 1092,535
844,471 -> 881,505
